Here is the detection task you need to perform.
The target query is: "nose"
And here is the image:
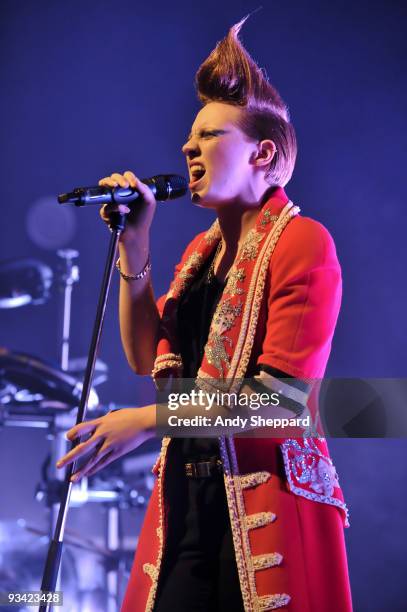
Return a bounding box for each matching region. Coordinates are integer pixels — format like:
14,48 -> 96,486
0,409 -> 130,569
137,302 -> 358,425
181,136 -> 200,157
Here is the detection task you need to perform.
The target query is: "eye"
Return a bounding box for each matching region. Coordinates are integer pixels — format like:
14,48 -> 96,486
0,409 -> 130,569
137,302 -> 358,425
201,130 -> 220,138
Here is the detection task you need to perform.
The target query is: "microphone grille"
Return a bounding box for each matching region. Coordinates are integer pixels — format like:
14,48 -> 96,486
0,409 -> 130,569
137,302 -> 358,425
151,174 -> 188,200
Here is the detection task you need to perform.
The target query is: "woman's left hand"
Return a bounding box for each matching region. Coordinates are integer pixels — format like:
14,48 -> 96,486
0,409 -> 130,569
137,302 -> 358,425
56,406 -> 155,482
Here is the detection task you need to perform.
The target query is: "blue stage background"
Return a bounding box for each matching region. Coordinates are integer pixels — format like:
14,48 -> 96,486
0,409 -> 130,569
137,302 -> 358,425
0,1 -> 406,610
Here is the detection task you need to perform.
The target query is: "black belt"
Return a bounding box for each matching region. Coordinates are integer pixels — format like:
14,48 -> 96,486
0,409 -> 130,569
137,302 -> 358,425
185,457 -> 223,478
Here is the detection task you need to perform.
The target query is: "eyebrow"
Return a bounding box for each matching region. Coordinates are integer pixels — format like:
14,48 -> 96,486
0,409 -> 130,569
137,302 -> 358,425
186,128 -> 229,141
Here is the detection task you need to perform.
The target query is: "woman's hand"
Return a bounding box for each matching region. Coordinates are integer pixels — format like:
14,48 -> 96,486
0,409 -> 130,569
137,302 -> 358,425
99,170 -> 157,244
56,406 -> 156,482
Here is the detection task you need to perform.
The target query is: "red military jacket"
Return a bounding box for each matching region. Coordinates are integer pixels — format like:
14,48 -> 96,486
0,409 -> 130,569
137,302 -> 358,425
122,187 -> 351,612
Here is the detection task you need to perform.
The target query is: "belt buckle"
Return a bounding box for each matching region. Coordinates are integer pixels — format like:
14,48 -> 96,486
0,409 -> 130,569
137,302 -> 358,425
185,462 -> 196,478
197,461 -> 212,478
185,459 -> 223,478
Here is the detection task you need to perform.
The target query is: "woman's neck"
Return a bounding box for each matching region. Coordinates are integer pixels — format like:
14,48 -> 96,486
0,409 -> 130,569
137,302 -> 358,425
212,185 -> 276,282
215,184 -> 276,254
216,205 -> 259,255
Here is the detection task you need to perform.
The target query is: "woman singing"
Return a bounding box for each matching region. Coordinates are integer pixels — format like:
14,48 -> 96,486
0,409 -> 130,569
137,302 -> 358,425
57,18 -> 352,612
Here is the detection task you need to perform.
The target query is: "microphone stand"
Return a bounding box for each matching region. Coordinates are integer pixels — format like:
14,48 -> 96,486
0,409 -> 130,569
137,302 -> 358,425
38,211 -> 126,612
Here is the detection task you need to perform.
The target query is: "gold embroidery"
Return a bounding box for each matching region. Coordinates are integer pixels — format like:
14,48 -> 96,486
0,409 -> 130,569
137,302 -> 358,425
240,471 -> 271,489
237,228 -> 264,262
152,353 -> 183,378
219,438 -> 253,611
252,553 -> 283,570
245,511 -> 277,529
168,251 -> 205,300
154,352 -> 182,364
179,251 -> 203,278
195,371 -> 230,394
196,205 -> 298,609
152,359 -> 182,371
225,437 -> 260,609
151,454 -> 161,475
151,203 -> 299,611
204,332 -> 232,377
213,299 -> 243,334
201,205 -> 298,392
144,437 -> 171,611
225,267 -> 246,296
143,563 -> 158,581
166,287 -> 177,300
228,203 -> 299,391
176,252 -> 204,290
204,218 -> 221,243
203,295 -> 242,377
258,593 -> 291,610
260,209 -> 279,227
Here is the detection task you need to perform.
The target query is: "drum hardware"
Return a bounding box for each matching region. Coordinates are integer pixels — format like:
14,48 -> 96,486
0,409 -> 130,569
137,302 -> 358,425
0,353 -> 157,612
0,519 -> 79,611
0,350 -> 96,408
0,518 -> 135,611
23,522 -> 136,610
0,258 -> 53,309
1,397 -> 157,610
56,249 -> 79,372
33,449 -> 152,612
35,450 -> 152,510
67,355 -> 108,387
0,406 -> 78,430
0,238 -> 157,608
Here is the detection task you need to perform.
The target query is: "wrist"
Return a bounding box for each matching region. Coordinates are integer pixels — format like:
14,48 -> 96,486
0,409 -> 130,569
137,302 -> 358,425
116,253 -> 151,281
138,404 -> 156,432
119,226 -> 151,248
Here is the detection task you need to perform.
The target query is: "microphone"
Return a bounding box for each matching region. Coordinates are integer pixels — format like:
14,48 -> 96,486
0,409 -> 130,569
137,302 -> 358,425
58,174 -> 188,206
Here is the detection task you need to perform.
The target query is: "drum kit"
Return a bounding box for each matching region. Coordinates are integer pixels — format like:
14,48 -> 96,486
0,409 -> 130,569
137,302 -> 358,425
0,250 -> 160,611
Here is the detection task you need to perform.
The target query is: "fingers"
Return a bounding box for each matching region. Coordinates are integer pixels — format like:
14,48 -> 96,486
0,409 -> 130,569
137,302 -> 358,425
98,171 -> 138,189
70,442 -> 114,482
98,170 -> 156,234
123,171 -> 138,187
100,203 -> 130,222
98,174 -> 125,188
98,171 -> 141,223
72,448 -> 117,482
56,434 -> 103,470
85,449 -> 117,478
65,419 -> 99,441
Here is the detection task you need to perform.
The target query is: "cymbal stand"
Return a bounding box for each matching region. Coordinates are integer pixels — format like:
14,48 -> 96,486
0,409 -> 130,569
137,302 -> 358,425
57,249 -> 79,372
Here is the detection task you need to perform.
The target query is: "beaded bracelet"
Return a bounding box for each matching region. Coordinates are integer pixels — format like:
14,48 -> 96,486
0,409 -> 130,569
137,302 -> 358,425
116,254 -> 151,281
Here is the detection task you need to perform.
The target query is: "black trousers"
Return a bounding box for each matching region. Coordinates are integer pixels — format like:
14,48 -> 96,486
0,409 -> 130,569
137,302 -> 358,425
153,440 -> 245,612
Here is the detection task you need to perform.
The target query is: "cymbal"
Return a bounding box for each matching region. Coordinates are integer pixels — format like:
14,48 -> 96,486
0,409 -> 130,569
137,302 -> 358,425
0,258 -> 53,309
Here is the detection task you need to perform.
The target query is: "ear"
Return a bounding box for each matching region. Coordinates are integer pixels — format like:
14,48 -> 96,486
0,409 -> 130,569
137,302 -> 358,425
251,139 -> 277,168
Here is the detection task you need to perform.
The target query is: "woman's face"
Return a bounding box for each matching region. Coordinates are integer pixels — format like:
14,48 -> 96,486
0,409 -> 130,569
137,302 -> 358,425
182,102 -> 259,207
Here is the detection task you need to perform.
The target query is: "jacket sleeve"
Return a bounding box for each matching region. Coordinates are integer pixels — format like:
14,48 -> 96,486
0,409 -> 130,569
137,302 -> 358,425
256,216 -> 342,380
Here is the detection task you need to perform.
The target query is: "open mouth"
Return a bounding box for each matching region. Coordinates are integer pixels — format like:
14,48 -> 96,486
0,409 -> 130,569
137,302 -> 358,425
189,164 -> 206,188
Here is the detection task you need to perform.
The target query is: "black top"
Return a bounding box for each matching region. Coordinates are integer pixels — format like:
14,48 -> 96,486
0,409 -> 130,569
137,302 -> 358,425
177,250 -> 225,378
177,247 -> 225,460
